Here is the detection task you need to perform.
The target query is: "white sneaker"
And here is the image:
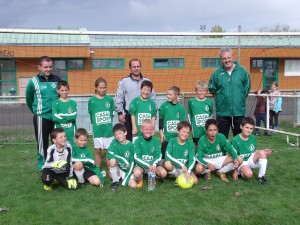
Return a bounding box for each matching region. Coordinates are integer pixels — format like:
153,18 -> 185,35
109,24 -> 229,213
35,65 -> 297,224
101,170 -> 107,177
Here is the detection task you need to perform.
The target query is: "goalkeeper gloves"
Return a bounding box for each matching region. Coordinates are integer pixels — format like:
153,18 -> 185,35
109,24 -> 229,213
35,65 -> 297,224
51,160 -> 68,171
67,178 -> 78,189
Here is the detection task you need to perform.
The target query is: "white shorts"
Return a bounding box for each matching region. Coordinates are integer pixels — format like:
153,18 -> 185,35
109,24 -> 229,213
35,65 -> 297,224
198,156 -> 227,170
93,137 -> 114,149
239,153 -> 260,172
119,169 -> 134,180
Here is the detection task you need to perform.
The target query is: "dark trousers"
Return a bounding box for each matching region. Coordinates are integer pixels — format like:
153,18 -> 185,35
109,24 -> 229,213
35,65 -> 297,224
33,115 -> 54,170
216,116 -> 244,139
124,112 -> 133,141
269,110 -> 280,127
161,141 -> 169,160
255,114 -> 267,133
41,168 -> 69,188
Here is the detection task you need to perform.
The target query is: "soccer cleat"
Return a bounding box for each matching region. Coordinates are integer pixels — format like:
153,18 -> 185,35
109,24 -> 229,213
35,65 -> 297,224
110,182 -> 119,190
168,171 -> 177,178
136,179 -> 143,188
174,178 -> 179,186
204,172 -> 212,180
217,172 -> 230,183
101,170 -> 107,178
255,132 -> 260,136
258,176 -> 268,185
44,185 -> 52,191
78,182 -> 85,188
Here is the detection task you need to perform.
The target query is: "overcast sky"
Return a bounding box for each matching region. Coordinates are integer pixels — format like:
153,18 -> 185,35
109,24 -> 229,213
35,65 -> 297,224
1,0 -> 300,32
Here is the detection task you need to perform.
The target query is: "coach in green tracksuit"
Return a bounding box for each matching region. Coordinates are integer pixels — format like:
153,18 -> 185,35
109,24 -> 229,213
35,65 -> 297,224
208,47 -> 251,139
26,56 -> 61,171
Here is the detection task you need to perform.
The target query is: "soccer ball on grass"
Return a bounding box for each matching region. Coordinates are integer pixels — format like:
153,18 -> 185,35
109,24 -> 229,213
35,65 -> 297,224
177,173 -> 194,189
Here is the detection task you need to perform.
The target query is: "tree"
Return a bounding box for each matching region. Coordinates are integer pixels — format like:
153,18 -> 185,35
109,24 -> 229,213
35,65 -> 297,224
259,23 -> 299,32
210,25 -> 225,38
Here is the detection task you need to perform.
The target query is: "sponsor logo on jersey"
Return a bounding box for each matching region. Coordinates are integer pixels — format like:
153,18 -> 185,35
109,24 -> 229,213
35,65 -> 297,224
137,113 -> 151,125
204,152 -> 223,159
95,111 -> 111,124
61,123 -> 72,128
166,120 -> 180,133
178,158 -> 188,164
142,155 -> 153,162
195,113 -> 210,127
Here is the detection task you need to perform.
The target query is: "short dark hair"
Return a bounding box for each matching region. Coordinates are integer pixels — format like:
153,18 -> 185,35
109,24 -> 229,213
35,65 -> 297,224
129,58 -> 141,68
50,128 -> 65,140
169,86 -> 180,95
75,128 -> 89,139
177,121 -> 192,131
57,80 -> 69,90
205,119 -> 218,131
38,56 -> 52,65
141,80 -> 153,92
113,123 -> 127,133
241,117 -> 255,127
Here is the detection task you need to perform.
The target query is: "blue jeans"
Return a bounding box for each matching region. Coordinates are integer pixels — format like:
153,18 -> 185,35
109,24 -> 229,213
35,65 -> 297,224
255,113 -> 267,133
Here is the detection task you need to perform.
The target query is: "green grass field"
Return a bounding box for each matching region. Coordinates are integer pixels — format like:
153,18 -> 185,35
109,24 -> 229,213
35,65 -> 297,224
0,134 -> 300,225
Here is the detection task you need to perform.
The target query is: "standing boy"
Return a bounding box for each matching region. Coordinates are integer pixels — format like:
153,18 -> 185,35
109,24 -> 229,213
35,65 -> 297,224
41,128 -> 77,191
164,121 -> 198,186
129,80 -> 156,142
159,86 -> 186,160
133,119 -> 167,188
108,123 -> 137,190
26,56 -> 61,170
231,117 -> 272,185
195,119 -> 243,182
52,81 -> 77,142
72,128 -> 104,188
188,80 -> 214,146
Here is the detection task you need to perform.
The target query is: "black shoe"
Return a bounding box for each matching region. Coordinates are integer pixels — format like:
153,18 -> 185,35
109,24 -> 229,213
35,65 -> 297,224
110,182 -> 119,190
78,182 -> 85,188
264,132 -> 272,136
258,176 -> 268,185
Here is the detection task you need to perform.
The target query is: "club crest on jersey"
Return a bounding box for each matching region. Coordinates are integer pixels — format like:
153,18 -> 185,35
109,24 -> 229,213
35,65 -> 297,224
52,83 -> 57,88
249,144 -> 255,152
205,105 -> 209,112
125,151 -> 130,158
105,102 -> 111,109
80,153 -> 86,158
176,112 -> 180,119
68,107 -> 73,113
184,149 -> 188,156
151,147 -> 155,153
148,105 -> 152,111
216,144 -> 221,151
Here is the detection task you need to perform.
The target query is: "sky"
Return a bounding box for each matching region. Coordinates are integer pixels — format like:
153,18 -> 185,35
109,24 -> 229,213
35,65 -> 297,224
1,0 -> 300,32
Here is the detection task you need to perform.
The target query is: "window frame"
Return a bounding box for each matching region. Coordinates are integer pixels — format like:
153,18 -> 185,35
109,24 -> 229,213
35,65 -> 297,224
152,58 -> 185,69
91,58 -> 125,69
201,58 -> 220,68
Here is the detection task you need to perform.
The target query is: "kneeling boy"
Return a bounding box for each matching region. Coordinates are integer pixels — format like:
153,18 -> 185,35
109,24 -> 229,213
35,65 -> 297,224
41,128 -> 77,191
164,121 -> 198,185
232,117 -> 272,185
133,119 -> 167,188
195,119 -> 243,183
108,123 -> 137,190
72,128 -> 104,188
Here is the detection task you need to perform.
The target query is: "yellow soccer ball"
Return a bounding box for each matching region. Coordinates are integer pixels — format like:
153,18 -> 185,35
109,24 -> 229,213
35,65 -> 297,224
177,173 -> 194,189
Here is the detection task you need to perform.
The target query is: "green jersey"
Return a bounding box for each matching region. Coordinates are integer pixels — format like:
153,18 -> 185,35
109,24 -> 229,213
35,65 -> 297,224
165,137 -> 195,174
71,143 -> 104,184
197,133 -> 238,166
232,134 -> 257,161
159,101 -> 186,141
88,95 -> 115,138
129,97 -> 156,136
52,99 -> 77,142
108,139 -> 135,186
188,97 -> 214,139
134,136 -> 161,168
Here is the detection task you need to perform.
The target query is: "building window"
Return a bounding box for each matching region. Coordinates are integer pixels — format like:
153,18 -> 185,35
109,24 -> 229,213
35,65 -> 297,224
52,59 -> 68,81
251,59 -> 264,68
153,58 -> 184,68
284,59 -> 300,76
68,59 -> 84,69
202,58 -> 220,68
0,59 -> 16,96
92,58 -> 125,69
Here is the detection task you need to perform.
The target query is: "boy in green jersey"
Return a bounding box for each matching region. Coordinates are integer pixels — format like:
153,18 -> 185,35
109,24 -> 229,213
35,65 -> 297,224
231,117 -> 272,185
72,128 -> 104,188
195,119 -> 243,183
129,80 -> 156,143
108,123 -> 137,190
188,80 -> 214,146
159,86 -> 186,160
164,121 -> 198,186
133,119 -> 167,188
52,81 -> 77,142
